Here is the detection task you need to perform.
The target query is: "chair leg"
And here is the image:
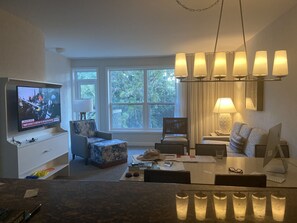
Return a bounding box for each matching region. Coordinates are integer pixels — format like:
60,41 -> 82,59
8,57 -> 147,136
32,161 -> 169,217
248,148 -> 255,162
72,154 -> 75,160
85,158 -> 88,165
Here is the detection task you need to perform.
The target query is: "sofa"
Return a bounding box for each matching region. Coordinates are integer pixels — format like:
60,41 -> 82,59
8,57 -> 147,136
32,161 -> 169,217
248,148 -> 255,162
202,122 -> 285,157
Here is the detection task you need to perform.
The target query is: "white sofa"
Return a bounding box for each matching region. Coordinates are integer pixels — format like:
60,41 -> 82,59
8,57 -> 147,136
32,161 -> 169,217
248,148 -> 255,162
202,122 -> 270,157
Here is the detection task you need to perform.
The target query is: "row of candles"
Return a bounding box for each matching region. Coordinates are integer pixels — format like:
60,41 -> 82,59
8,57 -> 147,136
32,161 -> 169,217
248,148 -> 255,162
176,191 -> 286,222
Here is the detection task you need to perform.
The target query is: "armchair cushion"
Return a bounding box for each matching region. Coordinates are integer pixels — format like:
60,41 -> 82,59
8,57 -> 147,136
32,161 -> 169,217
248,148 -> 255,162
163,136 -> 188,142
87,137 -> 105,145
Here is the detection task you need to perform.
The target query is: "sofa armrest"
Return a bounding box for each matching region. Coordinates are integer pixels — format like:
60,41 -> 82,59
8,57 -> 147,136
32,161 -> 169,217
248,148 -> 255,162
71,134 -> 89,158
95,131 -> 112,140
202,136 -> 230,142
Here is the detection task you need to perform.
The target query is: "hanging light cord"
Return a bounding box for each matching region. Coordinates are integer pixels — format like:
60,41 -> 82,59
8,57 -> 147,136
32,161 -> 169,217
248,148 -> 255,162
239,0 -> 249,76
176,0 -> 220,12
211,0 -> 248,78
210,0 -> 225,78
213,0 -> 224,60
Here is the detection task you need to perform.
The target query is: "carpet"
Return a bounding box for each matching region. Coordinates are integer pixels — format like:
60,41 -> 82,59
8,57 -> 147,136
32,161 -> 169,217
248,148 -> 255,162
67,147 -> 147,181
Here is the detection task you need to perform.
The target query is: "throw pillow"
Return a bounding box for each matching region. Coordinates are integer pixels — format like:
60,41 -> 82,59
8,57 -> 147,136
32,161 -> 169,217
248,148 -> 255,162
244,128 -> 267,157
230,122 -> 245,139
239,125 -> 252,140
229,133 -> 245,152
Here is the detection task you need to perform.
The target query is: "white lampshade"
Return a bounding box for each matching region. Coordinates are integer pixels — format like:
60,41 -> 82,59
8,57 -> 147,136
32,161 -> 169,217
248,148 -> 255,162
272,50 -> 288,77
213,98 -> 237,113
233,51 -> 248,78
193,52 -> 207,79
213,52 -> 227,79
73,99 -> 93,113
253,51 -> 268,77
175,53 -> 188,78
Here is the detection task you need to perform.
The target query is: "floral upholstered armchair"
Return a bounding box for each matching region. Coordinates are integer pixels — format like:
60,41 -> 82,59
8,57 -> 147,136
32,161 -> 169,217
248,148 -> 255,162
69,119 -> 112,165
70,119 -> 127,167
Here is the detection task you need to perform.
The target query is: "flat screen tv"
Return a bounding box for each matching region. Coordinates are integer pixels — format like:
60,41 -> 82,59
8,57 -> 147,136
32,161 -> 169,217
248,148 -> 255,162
16,85 -> 61,131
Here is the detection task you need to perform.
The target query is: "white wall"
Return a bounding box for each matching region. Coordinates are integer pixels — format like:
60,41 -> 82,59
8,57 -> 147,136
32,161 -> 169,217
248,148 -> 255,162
235,5 -> 297,157
71,56 -> 174,146
0,8 -> 72,143
45,51 -> 71,131
0,9 -> 45,80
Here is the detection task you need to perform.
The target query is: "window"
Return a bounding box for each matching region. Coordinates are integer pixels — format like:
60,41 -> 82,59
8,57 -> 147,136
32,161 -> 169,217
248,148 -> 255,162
109,68 -> 176,130
73,68 -> 97,120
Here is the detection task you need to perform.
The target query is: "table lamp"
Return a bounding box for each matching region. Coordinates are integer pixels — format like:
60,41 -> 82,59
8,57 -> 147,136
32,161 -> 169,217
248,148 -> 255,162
213,98 -> 237,134
73,99 -> 93,120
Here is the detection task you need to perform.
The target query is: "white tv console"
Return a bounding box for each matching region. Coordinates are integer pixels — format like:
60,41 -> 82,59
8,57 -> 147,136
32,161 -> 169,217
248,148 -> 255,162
0,77 -> 69,179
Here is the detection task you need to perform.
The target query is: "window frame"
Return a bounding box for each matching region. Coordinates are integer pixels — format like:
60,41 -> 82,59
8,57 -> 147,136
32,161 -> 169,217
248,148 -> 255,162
108,66 -> 176,131
72,68 -> 98,121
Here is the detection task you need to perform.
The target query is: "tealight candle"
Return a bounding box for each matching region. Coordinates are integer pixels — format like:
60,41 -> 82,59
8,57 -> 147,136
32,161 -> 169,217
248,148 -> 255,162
271,192 -> 286,222
176,192 -> 189,220
194,192 -> 208,221
232,192 -> 247,221
252,192 -> 266,220
213,192 -> 227,220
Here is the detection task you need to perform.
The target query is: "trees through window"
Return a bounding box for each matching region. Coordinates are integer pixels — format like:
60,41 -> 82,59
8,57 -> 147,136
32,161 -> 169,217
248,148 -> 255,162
73,69 -> 97,120
109,68 -> 176,130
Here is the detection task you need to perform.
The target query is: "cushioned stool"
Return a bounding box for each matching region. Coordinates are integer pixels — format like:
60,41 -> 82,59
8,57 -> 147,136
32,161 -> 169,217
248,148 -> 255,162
90,139 -> 128,168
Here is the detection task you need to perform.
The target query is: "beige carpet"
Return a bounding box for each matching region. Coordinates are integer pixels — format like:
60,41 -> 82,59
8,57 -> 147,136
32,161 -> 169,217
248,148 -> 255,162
67,147 -> 147,181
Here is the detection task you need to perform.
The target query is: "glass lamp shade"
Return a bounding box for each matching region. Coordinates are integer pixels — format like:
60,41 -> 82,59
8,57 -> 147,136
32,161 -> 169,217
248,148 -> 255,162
175,53 -> 188,78
213,52 -> 227,79
193,52 -> 207,79
272,50 -> 288,77
253,51 -> 268,77
233,51 -> 248,78
213,98 -> 237,113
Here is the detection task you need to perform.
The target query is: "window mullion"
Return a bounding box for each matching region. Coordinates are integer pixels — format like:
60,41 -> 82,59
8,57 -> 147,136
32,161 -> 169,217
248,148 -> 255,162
143,69 -> 148,130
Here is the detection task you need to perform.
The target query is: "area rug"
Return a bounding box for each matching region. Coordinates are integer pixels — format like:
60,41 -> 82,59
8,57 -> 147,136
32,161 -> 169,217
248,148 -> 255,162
66,147 -> 147,181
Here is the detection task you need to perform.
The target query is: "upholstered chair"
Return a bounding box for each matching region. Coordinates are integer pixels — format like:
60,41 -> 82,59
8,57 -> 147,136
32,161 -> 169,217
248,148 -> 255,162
69,119 -> 112,165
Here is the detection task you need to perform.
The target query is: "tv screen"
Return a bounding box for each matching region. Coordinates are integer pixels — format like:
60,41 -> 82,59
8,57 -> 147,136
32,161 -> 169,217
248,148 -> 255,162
16,85 -> 61,131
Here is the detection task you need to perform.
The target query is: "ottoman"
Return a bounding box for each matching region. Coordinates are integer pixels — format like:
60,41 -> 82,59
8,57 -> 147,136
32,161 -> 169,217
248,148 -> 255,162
90,139 -> 128,168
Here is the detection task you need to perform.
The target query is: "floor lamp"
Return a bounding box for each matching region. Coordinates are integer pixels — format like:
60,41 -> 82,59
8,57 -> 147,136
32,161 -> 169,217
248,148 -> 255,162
213,98 -> 237,134
73,99 -> 93,120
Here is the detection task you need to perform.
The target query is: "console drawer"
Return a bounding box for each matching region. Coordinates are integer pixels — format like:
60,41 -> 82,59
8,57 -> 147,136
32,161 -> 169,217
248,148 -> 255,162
18,133 -> 68,175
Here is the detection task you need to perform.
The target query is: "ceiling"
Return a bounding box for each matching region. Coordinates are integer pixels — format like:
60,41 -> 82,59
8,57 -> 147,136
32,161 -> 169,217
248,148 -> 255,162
0,0 -> 296,59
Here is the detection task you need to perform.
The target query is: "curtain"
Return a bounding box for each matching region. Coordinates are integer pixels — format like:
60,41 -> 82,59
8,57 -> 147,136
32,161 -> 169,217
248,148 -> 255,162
175,79 -> 187,117
186,54 -> 235,148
